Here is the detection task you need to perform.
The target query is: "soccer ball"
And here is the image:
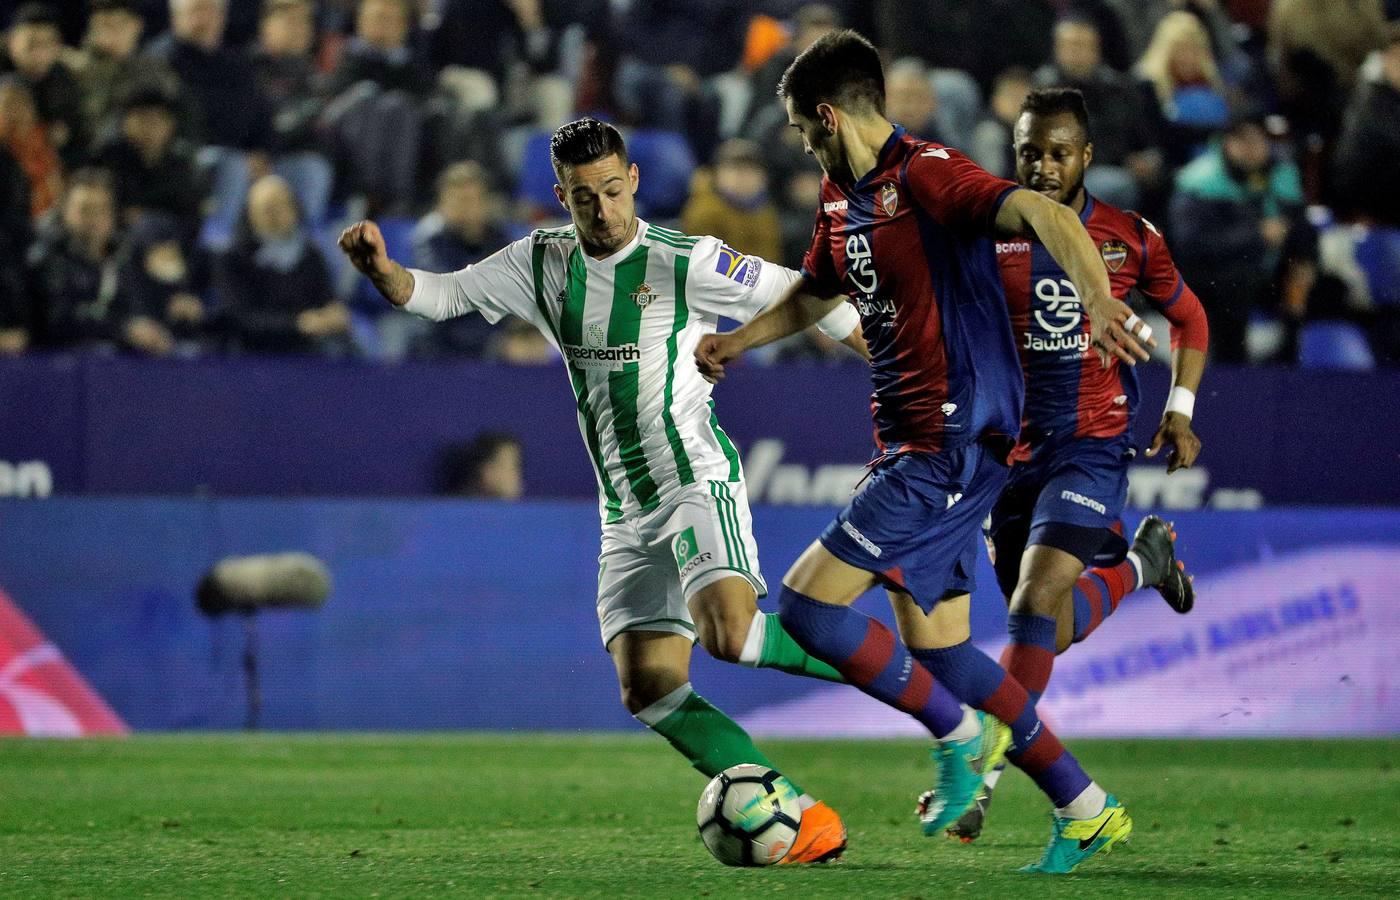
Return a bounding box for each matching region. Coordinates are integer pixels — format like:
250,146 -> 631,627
695,764 -> 803,867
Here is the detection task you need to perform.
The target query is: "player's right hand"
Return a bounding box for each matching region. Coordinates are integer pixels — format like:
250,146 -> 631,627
1089,296 -> 1155,368
338,220 -> 390,277
695,332 -> 745,383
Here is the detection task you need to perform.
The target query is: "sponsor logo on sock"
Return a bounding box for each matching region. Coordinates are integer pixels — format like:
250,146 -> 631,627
840,520 -> 881,558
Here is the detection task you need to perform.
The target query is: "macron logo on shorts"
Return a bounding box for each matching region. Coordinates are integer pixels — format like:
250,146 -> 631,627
1060,490 -> 1107,516
841,521 -> 882,558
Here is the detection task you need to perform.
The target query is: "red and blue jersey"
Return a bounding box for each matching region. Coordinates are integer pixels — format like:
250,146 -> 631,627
995,193 -> 1209,460
802,127 -> 1023,458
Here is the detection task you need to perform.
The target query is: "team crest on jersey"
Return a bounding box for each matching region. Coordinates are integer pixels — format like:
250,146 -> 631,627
630,282 -> 657,309
715,244 -> 762,287
1100,240 -> 1129,273
879,183 -> 899,217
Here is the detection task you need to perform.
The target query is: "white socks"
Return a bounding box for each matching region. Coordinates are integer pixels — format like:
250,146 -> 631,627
1056,782 -> 1108,820
736,611 -> 765,668
942,705 -> 981,743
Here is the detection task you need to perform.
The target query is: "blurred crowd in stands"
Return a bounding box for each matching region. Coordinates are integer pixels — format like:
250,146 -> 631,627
0,0 -> 1397,368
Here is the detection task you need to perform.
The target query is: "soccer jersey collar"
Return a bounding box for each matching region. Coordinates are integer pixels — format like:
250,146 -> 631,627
579,217 -> 647,268
853,125 -> 907,191
1079,192 -> 1096,223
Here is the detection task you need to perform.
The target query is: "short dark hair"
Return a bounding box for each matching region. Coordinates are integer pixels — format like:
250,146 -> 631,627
778,29 -> 885,119
549,117 -> 628,178
65,166 -> 116,198
1020,87 -> 1091,140
437,431 -> 520,495
11,3 -> 60,28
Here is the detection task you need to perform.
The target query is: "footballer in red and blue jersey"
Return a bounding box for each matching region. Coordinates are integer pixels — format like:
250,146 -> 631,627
800,126 -> 1026,605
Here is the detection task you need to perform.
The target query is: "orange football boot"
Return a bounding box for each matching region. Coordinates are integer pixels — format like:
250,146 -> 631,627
778,801 -> 848,864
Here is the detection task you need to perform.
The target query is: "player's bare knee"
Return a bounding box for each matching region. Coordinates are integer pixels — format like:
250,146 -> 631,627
1010,580 -> 1065,619
694,610 -> 748,663
618,667 -> 685,715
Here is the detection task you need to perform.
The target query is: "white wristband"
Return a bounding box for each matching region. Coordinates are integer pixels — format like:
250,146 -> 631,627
1166,386 -> 1195,419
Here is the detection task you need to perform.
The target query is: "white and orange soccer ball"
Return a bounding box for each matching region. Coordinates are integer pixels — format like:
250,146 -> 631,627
695,764 -> 803,867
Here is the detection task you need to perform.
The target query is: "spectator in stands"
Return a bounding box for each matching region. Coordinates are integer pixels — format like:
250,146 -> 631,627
26,168 -> 173,355
117,212 -> 209,356
0,141 -> 30,354
610,0 -> 748,162
1169,110 -> 1314,363
251,0 -> 333,228
146,0 -> 274,247
1035,14 -> 1165,209
322,0 -> 432,214
874,0 -> 1056,93
490,316 -> 555,364
0,75 -> 59,218
970,66 -> 1033,178
424,0 -> 569,128
1,4 -> 86,168
680,138 -> 781,264
1135,10 -> 1231,166
1268,0 -> 1388,151
742,3 -> 840,137
68,1 -> 172,145
92,81 -> 205,243
215,174 -> 349,355
884,58 -> 947,144
437,431 -> 523,500
1333,23 -> 1400,227
408,161 -> 509,359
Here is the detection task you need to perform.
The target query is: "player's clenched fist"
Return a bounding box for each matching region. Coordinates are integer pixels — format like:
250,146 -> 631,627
338,220 -> 390,277
695,332 -> 745,383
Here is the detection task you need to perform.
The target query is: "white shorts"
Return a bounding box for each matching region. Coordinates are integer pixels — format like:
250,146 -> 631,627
596,480 -> 767,648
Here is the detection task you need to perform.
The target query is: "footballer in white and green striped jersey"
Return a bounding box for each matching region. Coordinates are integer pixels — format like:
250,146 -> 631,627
339,118 -> 861,865
402,218 -> 855,524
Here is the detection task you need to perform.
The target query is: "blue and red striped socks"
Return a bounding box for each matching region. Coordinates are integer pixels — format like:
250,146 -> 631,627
999,612 -> 1058,706
911,640 -> 1091,808
777,587 -> 968,739
1071,558 -> 1141,644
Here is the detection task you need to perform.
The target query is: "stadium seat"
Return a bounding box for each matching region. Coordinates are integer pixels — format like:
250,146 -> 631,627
1354,227 -> 1400,308
1298,321 -> 1376,371
628,129 -> 697,219
514,130 -> 560,211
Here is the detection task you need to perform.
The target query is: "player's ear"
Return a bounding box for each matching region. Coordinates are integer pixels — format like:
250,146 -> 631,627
628,162 -> 639,194
553,183 -> 567,210
1083,141 -> 1094,168
815,102 -> 838,135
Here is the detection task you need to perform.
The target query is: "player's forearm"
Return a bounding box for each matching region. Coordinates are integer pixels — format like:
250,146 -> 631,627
1165,347 -> 1206,414
366,259 -> 416,308
731,280 -> 842,351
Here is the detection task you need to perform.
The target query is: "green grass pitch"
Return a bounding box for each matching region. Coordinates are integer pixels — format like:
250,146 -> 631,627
1,735 -> 1396,898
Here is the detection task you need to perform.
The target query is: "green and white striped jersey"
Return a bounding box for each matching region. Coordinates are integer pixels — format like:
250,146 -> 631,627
404,218 -> 857,523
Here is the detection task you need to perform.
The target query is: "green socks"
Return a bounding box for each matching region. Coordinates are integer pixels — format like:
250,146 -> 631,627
740,612 -> 846,683
635,682 -> 805,795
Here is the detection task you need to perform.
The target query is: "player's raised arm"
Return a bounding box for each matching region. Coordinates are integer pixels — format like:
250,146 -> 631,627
338,220 -> 416,307
694,275 -> 849,382
994,190 -> 1155,367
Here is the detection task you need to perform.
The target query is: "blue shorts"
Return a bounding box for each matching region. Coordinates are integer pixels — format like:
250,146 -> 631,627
986,433 -> 1132,596
819,443 -> 1010,612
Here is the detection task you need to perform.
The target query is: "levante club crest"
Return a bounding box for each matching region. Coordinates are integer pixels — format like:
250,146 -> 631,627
1100,240 -> 1129,272
631,282 -> 657,309
879,183 -> 899,217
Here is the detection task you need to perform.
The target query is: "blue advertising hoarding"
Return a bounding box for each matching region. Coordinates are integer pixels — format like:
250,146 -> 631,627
2,498 -> 1396,736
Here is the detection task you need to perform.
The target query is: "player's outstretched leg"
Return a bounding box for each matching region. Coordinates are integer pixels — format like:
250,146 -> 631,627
1128,515 -> 1195,613
776,581 -> 1011,835
611,630 -> 847,864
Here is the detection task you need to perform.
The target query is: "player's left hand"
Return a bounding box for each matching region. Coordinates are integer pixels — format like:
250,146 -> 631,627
1146,411 -> 1200,473
1089,297 -> 1156,368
